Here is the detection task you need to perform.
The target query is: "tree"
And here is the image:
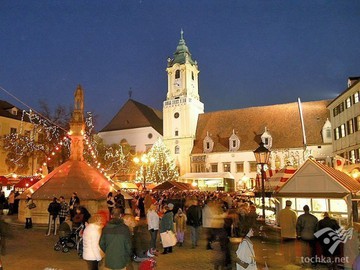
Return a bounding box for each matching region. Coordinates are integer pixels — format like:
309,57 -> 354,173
144,138 -> 179,183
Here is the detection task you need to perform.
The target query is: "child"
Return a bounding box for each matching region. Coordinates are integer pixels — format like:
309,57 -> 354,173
174,208 -> 187,247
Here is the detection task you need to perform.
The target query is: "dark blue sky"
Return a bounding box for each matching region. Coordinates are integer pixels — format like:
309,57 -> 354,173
1,1 -> 360,130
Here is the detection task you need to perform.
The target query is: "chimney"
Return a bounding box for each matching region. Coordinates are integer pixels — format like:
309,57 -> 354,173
347,76 -> 360,88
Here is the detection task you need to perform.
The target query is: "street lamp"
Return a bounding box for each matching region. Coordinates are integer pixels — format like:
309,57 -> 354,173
253,141 -> 271,222
133,154 -> 155,190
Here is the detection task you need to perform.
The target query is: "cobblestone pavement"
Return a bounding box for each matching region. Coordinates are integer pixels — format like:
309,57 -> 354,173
0,217 -> 339,270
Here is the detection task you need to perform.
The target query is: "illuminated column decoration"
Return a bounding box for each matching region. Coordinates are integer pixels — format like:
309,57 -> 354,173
69,85 -> 85,161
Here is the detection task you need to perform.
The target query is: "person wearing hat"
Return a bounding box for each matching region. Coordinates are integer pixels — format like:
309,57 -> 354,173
277,200 -> 297,265
159,204 -> 175,254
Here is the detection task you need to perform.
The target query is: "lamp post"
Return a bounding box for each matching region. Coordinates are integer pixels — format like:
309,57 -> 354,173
253,142 -> 271,222
133,154 -> 155,190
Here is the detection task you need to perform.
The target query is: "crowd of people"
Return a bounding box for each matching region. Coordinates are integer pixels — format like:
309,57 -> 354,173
1,189 -> 358,270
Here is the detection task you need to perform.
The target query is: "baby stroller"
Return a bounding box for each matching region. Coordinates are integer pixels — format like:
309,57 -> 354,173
54,227 -> 77,253
54,223 -> 83,254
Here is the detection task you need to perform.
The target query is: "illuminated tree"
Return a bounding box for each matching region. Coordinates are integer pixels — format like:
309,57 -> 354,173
145,138 -> 179,183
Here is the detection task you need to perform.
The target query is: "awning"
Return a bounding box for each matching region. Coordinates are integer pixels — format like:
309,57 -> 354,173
181,172 -> 234,179
265,166 -> 296,191
275,192 -> 348,199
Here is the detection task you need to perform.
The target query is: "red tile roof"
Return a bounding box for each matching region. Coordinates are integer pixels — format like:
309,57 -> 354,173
192,100 -> 330,154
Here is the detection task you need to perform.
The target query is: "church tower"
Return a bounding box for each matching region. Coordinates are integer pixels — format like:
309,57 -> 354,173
163,31 -> 204,176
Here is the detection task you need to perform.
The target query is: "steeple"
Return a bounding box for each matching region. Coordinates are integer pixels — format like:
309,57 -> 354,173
69,84 -> 85,161
167,30 -> 197,67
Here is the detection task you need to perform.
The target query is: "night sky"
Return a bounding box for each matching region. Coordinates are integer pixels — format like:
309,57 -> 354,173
1,1 -> 360,130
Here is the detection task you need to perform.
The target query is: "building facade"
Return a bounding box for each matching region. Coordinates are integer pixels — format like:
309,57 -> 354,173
327,77 -> 360,164
0,101 -> 37,175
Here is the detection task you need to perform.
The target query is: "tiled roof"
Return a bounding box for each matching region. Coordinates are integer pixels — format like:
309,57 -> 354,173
0,100 -> 30,122
153,181 -> 195,191
100,99 -> 163,134
192,100 -> 330,154
310,159 -> 360,193
19,160 -> 117,200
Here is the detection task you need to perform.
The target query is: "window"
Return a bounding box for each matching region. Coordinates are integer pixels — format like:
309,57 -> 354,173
236,162 -> 244,173
148,133 -> 153,139
203,132 -> 214,153
175,145 -> 179,154
191,71 -> 194,80
340,124 -> 346,138
24,130 -> 31,137
346,97 -> 352,108
211,164 -> 218,172
223,163 -> 231,172
354,92 -> 359,104
326,128 -> 331,139
347,119 -> 354,134
334,128 -> 339,140
333,107 -> 339,117
339,102 -> 344,113
10,128 -> 17,134
356,115 -> 360,131
175,130 -> 179,136
229,131 -> 240,151
175,69 -> 180,79
174,112 -> 179,119
350,150 -> 356,163
249,161 -> 257,172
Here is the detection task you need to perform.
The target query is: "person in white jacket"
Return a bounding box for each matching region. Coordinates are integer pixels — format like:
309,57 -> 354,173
235,227 -> 257,270
147,204 -> 160,250
82,213 -> 106,270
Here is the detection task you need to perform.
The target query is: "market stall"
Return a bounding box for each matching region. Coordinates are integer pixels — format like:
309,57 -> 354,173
274,158 -> 360,226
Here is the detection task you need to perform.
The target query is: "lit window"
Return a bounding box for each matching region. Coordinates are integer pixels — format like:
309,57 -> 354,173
348,119 -> 354,134
340,124 -> 346,138
350,150 -> 356,163
223,163 -> 231,172
346,97 -> 352,108
334,128 -> 339,140
354,92 -> 359,104
356,116 -> 360,131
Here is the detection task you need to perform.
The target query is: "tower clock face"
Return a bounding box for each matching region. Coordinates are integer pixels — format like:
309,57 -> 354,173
173,79 -> 181,88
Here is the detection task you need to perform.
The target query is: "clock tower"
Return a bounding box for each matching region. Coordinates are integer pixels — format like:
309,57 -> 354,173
163,30 -> 204,176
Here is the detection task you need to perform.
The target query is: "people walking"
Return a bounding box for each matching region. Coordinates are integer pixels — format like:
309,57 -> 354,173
235,227 -> 257,270
46,197 -> 61,236
147,204 -> 159,250
100,208 -> 132,270
7,191 -> 15,215
24,195 -> 34,229
296,205 -> 318,268
277,200 -> 297,265
174,208 -> 187,247
186,199 -> 202,249
82,213 -> 106,270
159,203 -> 175,254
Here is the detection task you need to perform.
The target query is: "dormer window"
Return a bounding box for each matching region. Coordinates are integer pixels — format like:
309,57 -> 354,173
203,132 -> 214,153
261,127 -> 272,149
322,118 -> 332,144
229,130 -> 240,151
175,69 -> 180,79
8,107 -> 18,116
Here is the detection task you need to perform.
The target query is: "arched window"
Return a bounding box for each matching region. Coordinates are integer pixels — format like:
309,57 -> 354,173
175,69 -> 180,79
229,130 -> 240,151
175,145 -> 180,154
203,132 -> 214,153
